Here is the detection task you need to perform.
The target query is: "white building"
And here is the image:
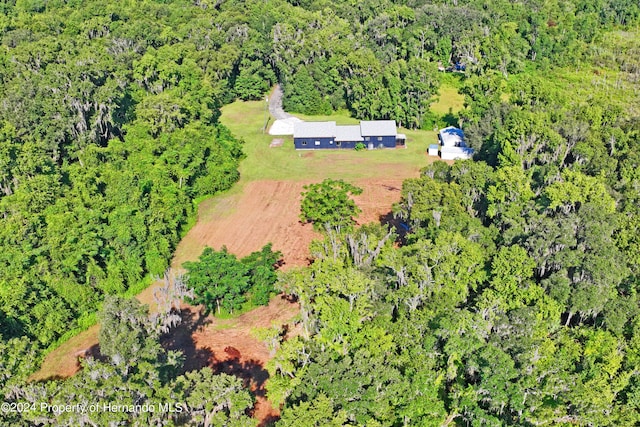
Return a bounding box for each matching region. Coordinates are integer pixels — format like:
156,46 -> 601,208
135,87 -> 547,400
437,126 -> 473,160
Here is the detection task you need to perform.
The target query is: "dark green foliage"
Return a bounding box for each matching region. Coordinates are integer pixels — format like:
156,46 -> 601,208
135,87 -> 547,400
300,179 -> 363,232
184,244 -> 282,314
184,247 -> 251,315
271,92 -> 640,425
0,0 -> 247,350
283,66 -> 331,115
0,0 -> 639,424
242,243 -> 284,306
234,59 -> 277,101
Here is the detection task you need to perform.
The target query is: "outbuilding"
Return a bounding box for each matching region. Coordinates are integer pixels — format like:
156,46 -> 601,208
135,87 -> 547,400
441,146 -> 474,160
436,126 -> 474,160
438,126 -> 466,147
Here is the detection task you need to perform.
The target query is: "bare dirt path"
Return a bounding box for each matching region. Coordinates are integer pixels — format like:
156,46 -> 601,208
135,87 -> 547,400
268,84 -> 293,120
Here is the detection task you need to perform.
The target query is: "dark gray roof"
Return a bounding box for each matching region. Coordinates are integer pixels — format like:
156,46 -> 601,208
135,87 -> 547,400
360,120 -> 397,137
335,125 -> 363,142
293,121 -> 336,139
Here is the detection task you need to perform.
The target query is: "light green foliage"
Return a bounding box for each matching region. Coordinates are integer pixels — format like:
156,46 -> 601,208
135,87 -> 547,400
300,179 -> 363,232
0,336 -> 38,393
545,169 -> 616,214
184,244 -> 282,315
278,394 -> 349,427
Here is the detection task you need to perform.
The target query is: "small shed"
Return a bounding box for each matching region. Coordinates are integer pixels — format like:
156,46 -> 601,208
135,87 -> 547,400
396,133 -> 407,147
428,144 -> 439,156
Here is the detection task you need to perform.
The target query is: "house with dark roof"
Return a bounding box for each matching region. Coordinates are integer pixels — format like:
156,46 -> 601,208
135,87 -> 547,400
293,120 -> 403,150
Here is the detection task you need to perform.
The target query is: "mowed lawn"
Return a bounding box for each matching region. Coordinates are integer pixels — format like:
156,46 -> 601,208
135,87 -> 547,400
220,101 -> 442,183
431,80 -> 466,116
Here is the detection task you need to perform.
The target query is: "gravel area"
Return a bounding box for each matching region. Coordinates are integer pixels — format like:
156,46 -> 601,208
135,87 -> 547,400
268,84 -> 294,120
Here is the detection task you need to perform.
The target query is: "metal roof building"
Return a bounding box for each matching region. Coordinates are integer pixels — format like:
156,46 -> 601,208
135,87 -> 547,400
335,125 -> 364,142
438,126 -> 466,147
360,120 -> 397,137
293,120 -> 402,149
293,121 -> 337,139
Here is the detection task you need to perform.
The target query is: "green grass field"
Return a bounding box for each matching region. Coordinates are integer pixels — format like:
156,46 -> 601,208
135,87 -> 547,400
431,73 -> 466,117
220,100 -> 442,183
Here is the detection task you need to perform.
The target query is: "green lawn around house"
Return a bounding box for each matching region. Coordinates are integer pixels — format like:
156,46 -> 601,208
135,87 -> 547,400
219,100 -> 442,183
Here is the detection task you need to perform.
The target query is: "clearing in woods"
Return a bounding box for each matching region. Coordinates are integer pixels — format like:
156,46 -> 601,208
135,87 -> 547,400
34,90 -> 454,424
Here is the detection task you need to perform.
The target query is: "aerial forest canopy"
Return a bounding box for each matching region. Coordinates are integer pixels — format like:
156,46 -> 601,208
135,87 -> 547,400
0,0 -> 639,425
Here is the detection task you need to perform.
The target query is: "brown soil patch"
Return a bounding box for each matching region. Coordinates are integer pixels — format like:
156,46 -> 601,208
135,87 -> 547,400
172,178 -> 412,270
162,296 -> 301,425
30,325 -> 100,382
173,181 -> 318,270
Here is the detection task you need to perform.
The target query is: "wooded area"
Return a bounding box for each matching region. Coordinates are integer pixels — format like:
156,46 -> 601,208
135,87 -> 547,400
1,0 -> 639,425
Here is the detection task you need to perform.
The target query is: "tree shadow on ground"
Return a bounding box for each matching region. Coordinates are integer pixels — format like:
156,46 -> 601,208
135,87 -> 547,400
213,350 -> 279,426
258,414 -> 281,427
379,210 -> 409,246
213,353 -> 269,398
441,110 -> 459,128
160,307 -> 213,373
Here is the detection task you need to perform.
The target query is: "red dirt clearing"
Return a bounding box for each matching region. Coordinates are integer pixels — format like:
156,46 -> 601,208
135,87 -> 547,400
162,296 -> 301,425
172,178 -> 411,270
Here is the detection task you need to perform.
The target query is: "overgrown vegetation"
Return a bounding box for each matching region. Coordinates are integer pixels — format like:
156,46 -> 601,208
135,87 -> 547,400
9,295 -> 255,426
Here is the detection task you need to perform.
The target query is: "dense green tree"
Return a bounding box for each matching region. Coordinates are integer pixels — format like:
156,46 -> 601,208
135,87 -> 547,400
300,179 -> 363,232
98,296 -> 162,374
184,244 -> 282,314
184,247 -> 251,315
